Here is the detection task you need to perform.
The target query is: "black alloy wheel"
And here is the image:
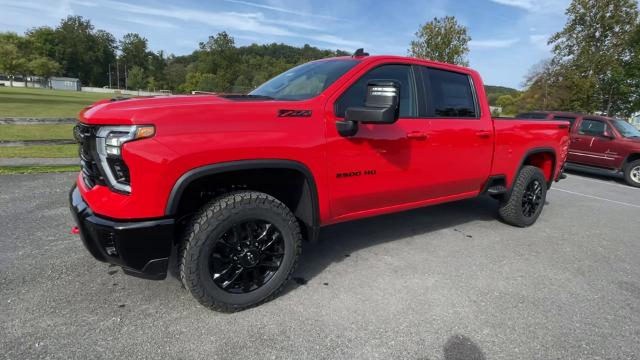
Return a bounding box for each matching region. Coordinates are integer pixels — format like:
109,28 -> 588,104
210,220 -> 285,294
521,179 -> 543,218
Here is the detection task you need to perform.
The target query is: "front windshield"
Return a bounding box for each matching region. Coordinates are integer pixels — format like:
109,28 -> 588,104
249,59 -> 359,100
612,119 -> 640,138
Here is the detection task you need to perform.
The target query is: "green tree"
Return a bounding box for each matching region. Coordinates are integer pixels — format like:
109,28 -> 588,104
164,60 -> 188,91
53,16 -> 116,86
25,26 -> 58,59
29,57 -> 62,86
548,0 -> 639,116
0,32 -> 29,87
120,33 -> 149,70
127,66 -> 146,90
409,16 -> 471,66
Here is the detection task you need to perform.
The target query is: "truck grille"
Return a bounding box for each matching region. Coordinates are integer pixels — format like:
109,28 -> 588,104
74,123 -> 106,188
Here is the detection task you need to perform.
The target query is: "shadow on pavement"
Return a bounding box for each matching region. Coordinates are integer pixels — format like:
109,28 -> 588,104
286,195 -> 499,292
443,334 -> 486,360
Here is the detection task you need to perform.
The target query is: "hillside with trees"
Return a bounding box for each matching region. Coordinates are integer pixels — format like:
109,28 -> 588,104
0,16 -> 349,94
2,0 -> 639,118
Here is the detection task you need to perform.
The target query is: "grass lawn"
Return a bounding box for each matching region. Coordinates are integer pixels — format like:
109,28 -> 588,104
0,124 -> 75,141
0,144 -> 77,158
0,165 -> 79,174
0,87 -> 113,118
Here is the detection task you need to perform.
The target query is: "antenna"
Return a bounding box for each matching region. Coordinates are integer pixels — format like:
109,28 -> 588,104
352,48 -> 369,57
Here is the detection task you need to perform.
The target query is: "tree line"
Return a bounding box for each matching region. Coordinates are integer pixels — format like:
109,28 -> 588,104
0,16 -> 349,93
1,0 -> 638,117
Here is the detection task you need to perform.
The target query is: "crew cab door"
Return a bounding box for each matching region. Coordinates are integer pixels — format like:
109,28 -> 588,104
324,63 -> 431,218
412,66 -> 493,196
569,118 -> 618,168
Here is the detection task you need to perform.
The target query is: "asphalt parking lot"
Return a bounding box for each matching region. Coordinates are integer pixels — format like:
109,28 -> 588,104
1,171 -> 639,360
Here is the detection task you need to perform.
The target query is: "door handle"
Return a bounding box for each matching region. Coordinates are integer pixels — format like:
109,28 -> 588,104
476,131 -> 491,138
572,138 -> 582,142
406,131 -> 428,140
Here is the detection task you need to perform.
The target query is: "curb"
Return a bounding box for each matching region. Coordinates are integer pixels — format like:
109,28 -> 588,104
0,140 -> 76,146
0,118 -> 77,124
0,158 -> 79,166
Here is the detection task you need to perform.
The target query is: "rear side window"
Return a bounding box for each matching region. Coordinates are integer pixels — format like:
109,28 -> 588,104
421,67 -> 477,118
517,113 -> 549,119
552,115 -> 577,128
579,119 -> 608,136
334,64 -> 417,118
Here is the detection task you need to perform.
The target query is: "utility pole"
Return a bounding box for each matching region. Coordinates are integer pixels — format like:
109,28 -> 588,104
108,63 -> 112,89
124,63 -> 128,90
116,62 -> 120,89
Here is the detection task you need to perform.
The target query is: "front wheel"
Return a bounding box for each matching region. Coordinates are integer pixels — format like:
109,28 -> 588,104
623,160 -> 640,188
498,165 -> 547,227
179,191 -> 302,312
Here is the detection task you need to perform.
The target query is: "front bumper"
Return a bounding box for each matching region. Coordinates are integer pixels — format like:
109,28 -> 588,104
69,185 -> 174,280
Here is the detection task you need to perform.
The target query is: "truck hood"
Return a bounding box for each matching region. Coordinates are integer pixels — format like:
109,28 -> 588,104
79,95 -> 291,125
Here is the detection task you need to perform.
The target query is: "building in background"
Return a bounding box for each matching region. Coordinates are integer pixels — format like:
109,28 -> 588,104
49,77 -> 81,91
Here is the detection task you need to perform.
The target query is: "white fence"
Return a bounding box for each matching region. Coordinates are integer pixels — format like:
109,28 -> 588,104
0,80 -> 47,88
81,87 -> 171,96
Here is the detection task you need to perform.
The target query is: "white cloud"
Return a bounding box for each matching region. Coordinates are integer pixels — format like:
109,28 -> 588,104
222,0 -> 340,20
470,38 -> 519,49
121,17 -> 178,29
489,0 -> 569,13
103,0 -> 362,49
529,34 -> 551,51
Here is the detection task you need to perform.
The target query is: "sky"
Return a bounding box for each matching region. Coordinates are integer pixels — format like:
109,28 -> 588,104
0,0 -> 574,88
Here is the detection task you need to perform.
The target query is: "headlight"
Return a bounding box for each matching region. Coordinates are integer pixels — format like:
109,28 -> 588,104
95,125 -> 155,193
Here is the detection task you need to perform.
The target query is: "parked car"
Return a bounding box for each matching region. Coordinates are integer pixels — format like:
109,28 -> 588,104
70,52 -> 569,311
517,111 -> 640,187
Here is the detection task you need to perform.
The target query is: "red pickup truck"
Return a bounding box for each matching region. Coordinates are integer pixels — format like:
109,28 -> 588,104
517,111 -> 640,187
70,52 -> 569,311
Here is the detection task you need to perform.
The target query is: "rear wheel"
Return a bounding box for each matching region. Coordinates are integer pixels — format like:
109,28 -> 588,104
623,160 -> 640,188
498,165 -> 547,227
179,191 -> 302,312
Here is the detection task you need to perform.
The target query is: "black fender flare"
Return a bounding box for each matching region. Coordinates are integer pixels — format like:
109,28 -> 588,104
164,159 -> 320,240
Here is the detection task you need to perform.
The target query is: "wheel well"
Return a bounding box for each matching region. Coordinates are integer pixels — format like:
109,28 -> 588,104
522,151 -> 555,182
624,153 -> 640,166
171,166 -> 318,242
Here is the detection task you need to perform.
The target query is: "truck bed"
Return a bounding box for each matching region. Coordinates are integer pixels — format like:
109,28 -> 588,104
492,118 -> 570,187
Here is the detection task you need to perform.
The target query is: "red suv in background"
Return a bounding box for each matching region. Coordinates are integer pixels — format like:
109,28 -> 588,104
517,111 -> 640,187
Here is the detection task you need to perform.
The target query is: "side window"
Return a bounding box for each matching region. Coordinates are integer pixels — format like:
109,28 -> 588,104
553,115 -> 576,128
423,67 -> 477,118
334,64 -> 416,118
578,119 -> 607,136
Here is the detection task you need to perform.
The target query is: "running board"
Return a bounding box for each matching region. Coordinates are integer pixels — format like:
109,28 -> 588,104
565,162 -> 623,178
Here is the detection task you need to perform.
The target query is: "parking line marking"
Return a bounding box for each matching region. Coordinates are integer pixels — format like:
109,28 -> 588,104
569,175 -> 636,190
552,188 -> 640,209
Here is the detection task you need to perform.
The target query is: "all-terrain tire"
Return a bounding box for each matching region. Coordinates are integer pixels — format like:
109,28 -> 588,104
623,160 -> 640,188
498,165 -> 547,227
179,191 -> 302,312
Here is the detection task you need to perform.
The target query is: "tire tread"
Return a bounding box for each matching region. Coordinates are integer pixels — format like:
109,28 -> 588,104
178,191 -> 301,312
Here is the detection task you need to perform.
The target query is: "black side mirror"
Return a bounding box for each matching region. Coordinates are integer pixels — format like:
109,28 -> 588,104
346,80 -> 400,124
336,80 -> 400,137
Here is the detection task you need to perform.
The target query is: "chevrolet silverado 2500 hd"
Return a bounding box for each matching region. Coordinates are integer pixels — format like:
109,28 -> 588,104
70,52 -> 570,311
